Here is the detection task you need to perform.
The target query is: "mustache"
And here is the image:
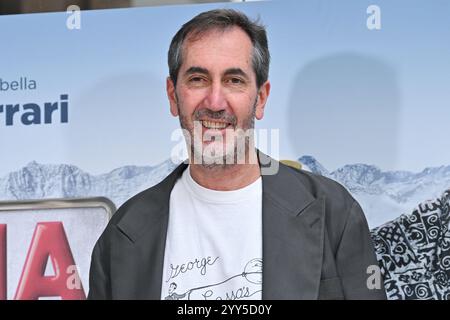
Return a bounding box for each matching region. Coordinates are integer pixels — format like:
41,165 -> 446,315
194,109 -> 237,126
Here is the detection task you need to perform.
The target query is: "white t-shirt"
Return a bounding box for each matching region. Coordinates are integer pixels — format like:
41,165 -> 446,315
161,167 -> 263,300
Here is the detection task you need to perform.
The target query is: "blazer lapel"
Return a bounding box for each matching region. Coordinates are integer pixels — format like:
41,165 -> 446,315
115,161 -> 188,299
259,151 -> 326,299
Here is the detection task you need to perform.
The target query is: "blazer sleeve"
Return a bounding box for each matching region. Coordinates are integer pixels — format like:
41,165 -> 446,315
335,200 -> 387,300
87,239 -> 111,300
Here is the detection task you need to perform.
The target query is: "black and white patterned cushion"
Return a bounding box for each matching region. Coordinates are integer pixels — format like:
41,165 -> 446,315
371,189 -> 450,300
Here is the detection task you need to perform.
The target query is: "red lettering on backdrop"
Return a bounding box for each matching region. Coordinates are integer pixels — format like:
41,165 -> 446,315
0,224 -> 5,300
14,222 -> 85,300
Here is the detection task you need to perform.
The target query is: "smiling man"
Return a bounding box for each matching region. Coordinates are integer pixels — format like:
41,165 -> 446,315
88,9 -> 386,300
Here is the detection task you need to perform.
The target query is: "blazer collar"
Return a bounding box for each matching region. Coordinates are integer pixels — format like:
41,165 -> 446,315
258,151 -> 325,299
116,159 -> 187,243
257,150 -> 316,215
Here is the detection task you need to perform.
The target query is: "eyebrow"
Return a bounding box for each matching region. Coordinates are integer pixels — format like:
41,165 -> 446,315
184,66 -> 209,76
183,66 -> 250,80
223,68 -> 250,80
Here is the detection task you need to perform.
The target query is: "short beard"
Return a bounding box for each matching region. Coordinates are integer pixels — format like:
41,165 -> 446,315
177,99 -> 257,169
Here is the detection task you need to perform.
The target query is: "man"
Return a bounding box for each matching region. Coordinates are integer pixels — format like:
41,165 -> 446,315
165,283 -> 186,300
88,9 -> 386,300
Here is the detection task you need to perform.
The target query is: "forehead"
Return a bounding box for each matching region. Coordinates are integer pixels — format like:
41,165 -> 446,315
181,27 -> 254,72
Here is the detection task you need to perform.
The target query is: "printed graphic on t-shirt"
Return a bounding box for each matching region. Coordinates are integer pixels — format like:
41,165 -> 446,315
164,257 -> 262,300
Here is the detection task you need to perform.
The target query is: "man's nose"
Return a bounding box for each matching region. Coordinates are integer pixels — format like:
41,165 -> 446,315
204,82 -> 227,111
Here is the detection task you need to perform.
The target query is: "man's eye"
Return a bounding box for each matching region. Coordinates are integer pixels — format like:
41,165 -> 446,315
227,78 -> 244,84
189,77 -> 205,82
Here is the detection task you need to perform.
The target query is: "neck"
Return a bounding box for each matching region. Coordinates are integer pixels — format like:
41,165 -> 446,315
188,150 -> 261,191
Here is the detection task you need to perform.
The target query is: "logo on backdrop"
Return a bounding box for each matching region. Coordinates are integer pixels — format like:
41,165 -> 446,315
0,77 -> 69,126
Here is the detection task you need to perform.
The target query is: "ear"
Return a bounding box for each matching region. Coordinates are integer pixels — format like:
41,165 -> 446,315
166,77 -> 179,117
255,80 -> 270,120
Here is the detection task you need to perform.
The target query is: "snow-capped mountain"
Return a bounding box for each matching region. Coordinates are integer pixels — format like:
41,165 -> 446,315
0,159 -> 180,209
298,156 -> 450,227
298,155 -> 330,177
0,156 -> 449,228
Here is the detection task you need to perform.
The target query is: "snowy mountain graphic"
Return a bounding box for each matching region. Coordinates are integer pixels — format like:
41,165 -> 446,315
0,159 -> 180,209
300,156 -> 450,227
0,156 -> 449,228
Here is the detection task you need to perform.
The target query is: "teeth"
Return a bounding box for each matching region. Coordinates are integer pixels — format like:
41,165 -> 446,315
201,120 -> 229,129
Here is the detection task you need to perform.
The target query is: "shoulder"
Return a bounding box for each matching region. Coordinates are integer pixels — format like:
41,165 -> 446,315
283,164 -> 372,255
98,162 -> 187,244
111,162 -> 187,225
108,184 -> 164,226
282,163 -> 355,205
94,185 -> 164,248
280,163 -> 363,238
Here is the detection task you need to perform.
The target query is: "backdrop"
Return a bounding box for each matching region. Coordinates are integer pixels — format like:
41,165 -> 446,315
0,0 -> 449,299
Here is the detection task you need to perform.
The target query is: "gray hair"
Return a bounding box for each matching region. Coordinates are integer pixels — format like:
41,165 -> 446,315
168,9 -> 270,88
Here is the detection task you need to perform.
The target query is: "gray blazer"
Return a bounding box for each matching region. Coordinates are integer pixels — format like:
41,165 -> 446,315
88,152 -> 386,300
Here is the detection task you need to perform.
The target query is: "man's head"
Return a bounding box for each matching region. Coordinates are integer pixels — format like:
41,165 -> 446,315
166,9 -> 271,167
168,282 -> 177,294
168,9 -> 270,89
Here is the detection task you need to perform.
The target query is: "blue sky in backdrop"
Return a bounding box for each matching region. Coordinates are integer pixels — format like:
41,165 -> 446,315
0,0 -> 449,175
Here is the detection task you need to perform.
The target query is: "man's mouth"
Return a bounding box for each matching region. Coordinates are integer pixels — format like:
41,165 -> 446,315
200,120 -> 232,130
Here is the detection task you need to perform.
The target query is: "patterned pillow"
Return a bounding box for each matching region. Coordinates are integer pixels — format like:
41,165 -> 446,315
371,189 -> 450,299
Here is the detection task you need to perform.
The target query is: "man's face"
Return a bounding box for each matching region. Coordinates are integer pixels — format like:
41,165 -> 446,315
167,27 -> 270,166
